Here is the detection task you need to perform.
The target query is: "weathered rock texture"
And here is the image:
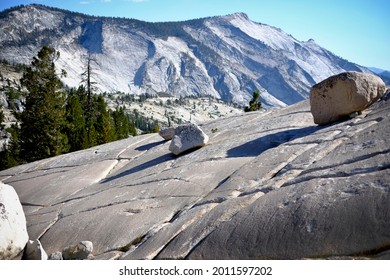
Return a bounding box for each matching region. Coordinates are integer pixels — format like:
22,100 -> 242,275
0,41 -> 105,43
0,96 -> 389,260
169,123 -> 209,155
62,241 -> 93,260
48,251 -> 63,260
0,182 -> 29,259
23,239 -> 48,260
159,127 -> 176,141
310,72 -> 386,125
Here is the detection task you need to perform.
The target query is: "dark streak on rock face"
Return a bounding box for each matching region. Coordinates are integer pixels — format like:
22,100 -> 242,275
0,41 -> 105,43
0,203 -> 8,220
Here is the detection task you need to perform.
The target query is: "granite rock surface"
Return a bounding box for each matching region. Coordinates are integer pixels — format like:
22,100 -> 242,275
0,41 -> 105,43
1,97 -> 389,260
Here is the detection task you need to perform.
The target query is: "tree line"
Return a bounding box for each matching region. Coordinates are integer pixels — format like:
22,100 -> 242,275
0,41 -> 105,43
0,46 -> 139,170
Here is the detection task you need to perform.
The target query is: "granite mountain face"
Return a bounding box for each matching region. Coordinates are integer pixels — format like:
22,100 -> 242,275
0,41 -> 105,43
0,4 -> 367,107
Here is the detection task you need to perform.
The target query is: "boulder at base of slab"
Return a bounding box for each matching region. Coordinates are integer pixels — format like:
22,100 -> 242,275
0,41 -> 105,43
0,182 -> 29,259
310,71 -> 385,125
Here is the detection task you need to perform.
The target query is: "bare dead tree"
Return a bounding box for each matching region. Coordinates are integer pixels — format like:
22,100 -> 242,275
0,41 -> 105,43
81,52 -> 98,114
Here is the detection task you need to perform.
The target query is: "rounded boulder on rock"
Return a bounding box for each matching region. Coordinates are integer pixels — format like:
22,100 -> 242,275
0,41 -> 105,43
0,182 -> 29,260
310,71 -> 386,125
159,127 -> 176,140
169,123 -> 209,155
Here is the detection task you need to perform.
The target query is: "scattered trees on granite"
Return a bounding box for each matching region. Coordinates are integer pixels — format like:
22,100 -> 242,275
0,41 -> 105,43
63,86 -> 137,152
0,46 -> 137,170
0,45 -> 243,170
112,106 -> 137,138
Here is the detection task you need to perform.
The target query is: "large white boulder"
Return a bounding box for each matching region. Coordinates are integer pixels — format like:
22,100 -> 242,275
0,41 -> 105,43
169,123 -> 209,155
310,71 -> 386,125
0,182 -> 28,259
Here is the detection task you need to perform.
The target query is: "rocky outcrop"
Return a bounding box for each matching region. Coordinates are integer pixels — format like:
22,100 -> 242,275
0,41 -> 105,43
0,182 -> 28,260
310,72 -> 386,125
0,95 -> 389,260
48,251 -> 63,260
169,123 -> 209,155
62,241 -> 93,260
23,240 -> 48,260
159,127 -> 176,141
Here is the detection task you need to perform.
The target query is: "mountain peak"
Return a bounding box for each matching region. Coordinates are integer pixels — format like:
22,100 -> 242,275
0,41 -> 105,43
223,12 -> 250,20
0,4 -> 366,107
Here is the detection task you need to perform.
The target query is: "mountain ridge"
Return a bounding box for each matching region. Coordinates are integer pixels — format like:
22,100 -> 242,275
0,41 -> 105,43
0,4 -> 368,107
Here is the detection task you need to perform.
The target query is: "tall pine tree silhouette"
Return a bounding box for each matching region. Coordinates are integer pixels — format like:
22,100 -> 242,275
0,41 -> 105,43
19,46 -> 67,162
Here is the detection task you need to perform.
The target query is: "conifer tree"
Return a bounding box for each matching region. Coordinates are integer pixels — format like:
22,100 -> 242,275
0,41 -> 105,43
80,53 -> 101,146
244,90 -> 262,112
81,53 -> 97,124
94,96 -> 115,144
64,87 -> 87,152
112,106 -> 130,140
0,124 -> 21,169
19,46 -> 67,162
128,117 -> 137,137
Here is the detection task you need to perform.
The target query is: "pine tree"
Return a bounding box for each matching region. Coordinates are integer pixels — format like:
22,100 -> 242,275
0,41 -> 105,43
0,124 -> 21,170
64,87 -> 87,152
19,46 -> 67,162
128,117 -> 137,137
152,124 -> 160,133
94,96 -> 115,144
81,53 -> 98,125
244,90 -> 262,112
112,106 -> 130,140
80,53 -> 102,147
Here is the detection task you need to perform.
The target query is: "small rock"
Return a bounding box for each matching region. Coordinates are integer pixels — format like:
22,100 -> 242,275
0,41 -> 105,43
62,241 -> 93,260
0,182 -> 29,260
23,239 -> 48,260
159,127 -> 176,140
382,87 -> 390,101
169,123 -> 209,155
310,71 -> 386,125
348,111 -> 359,119
48,251 -> 63,260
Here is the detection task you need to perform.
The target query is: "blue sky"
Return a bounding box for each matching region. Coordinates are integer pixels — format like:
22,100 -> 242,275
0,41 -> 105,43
1,0 -> 389,70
